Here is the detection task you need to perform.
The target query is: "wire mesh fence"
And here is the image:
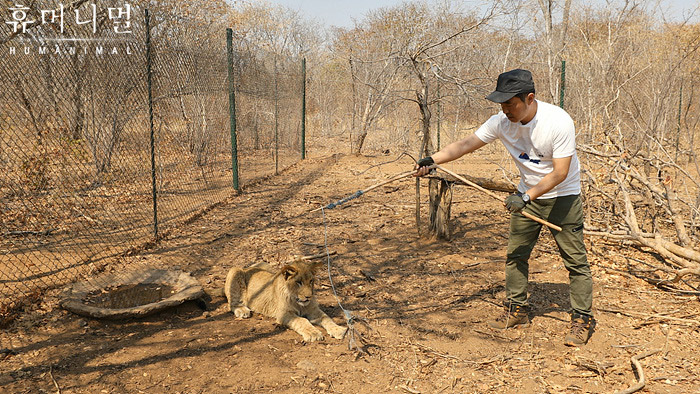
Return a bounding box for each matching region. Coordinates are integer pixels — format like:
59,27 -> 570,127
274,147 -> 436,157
231,37 -> 305,182
0,2 -> 305,322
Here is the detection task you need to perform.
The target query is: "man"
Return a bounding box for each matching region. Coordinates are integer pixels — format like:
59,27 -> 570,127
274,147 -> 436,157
414,69 -> 594,346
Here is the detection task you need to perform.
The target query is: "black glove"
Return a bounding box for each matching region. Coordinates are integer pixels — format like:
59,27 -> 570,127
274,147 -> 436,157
417,156 -> 434,168
505,192 -> 529,213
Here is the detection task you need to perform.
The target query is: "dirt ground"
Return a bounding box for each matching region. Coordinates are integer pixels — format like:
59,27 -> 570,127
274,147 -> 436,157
2,152 -> 700,393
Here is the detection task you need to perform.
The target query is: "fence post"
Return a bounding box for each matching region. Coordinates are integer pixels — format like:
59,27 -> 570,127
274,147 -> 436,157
301,57 -> 306,160
226,28 -> 240,191
559,59 -> 566,109
145,9 -> 158,239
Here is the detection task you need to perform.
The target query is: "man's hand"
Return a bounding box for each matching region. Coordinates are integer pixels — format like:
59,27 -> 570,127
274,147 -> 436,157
505,192 -> 529,213
413,156 -> 435,177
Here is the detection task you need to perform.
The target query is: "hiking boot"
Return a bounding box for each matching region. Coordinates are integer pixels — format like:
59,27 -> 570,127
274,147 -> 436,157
487,303 -> 529,329
564,313 -> 595,346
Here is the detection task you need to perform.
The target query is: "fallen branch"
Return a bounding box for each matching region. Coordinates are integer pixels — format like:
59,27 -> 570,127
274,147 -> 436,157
589,166 -> 700,274
49,366 -> 62,394
359,269 -> 376,282
311,170 -> 419,213
614,349 -> 660,394
473,328 -> 514,341
584,229 -> 654,240
652,239 -> 700,265
653,267 -> 700,285
574,357 -> 614,376
411,341 -> 511,366
598,308 -> 700,325
399,384 -> 421,394
435,165 -> 562,232
424,173 -> 516,193
293,251 -> 337,262
602,259 -> 700,295
412,342 -> 463,361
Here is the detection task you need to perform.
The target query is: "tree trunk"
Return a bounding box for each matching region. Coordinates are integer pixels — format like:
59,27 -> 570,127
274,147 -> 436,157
537,0 -> 572,103
353,94 -> 375,155
353,127 -> 368,155
349,56 -> 357,155
429,179 -> 452,239
414,61 -> 433,158
418,87 -> 433,157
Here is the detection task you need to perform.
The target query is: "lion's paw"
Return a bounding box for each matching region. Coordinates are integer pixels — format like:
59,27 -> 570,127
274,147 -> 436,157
302,328 -> 324,342
327,325 -> 348,339
234,306 -> 251,318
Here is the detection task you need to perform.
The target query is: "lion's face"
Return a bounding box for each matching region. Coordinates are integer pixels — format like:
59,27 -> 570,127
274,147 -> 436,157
281,261 -> 320,307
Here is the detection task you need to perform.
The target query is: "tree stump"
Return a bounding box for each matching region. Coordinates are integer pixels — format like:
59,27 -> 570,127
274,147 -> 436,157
429,178 -> 453,239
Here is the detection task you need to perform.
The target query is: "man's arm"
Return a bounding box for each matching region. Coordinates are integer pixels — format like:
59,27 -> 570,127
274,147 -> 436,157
414,134 -> 486,176
525,155 -> 572,200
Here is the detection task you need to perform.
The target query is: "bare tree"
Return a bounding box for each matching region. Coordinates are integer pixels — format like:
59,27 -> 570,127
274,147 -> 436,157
535,0 -> 572,103
337,1 -> 495,155
569,2 -> 700,290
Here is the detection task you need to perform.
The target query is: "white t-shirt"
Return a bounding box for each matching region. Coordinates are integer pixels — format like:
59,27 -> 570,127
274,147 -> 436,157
474,100 -> 581,199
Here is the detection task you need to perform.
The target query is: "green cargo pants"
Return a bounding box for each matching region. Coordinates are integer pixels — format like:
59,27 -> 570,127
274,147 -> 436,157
505,194 -> 593,316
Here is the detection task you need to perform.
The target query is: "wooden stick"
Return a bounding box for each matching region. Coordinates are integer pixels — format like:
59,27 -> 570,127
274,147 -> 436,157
435,165 -> 563,232
365,170 -> 415,193
294,251 -> 337,261
614,349 -> 660,394
313,165 -> 560,232
597,307 -> 700,325
49,366 -> 62,394
311,170 -> 417,213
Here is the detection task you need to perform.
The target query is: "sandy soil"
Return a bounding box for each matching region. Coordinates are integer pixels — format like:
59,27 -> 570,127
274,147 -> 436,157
1,152 -> 699,393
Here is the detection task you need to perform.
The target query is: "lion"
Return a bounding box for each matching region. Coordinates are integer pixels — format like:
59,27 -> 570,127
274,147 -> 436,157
224,260 -> 348,342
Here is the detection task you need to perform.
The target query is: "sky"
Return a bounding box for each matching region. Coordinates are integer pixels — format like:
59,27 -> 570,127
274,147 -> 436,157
263,0 -> 700,28
263,0 -> 411,28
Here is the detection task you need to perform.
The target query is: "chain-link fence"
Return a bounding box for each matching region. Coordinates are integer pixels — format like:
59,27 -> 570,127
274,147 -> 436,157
0,2 -> 305,322
231,36 -> 305,181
